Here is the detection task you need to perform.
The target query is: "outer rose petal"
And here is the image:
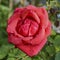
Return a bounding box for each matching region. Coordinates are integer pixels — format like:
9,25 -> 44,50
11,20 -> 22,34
21,9 -> 40,24
35,7 -> 49,28
8,34 -> 22,45
7,13 -> 20,33
16,37 -> 47,57
31,27 -> 45,45
26,5 -> 36,11
14,8 -> 23,13
45,21 -> 51,37
7,8 -> 23,34
8,8 -> 23,24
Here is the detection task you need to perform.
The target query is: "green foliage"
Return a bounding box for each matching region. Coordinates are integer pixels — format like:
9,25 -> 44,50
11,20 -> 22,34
53,35 -> 60,47
0,5 -> 9,27
0,45 -> 9,59
55,52 -> 60,60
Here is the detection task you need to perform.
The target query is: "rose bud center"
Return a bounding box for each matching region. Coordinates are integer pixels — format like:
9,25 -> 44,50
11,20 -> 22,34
16,18 -> 39,37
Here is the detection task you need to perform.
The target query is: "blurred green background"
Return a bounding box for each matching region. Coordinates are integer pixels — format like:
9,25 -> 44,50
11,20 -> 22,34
0,0 -> 60,60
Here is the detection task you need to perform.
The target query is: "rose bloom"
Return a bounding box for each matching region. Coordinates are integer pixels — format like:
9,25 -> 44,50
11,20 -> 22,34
7,5 -> 51,57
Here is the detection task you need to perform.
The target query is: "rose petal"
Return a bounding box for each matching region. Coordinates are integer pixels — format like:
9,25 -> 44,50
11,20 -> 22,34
26,5 -> 36,10
45,21 -> 51,37
16,37 -> 47,57
7,8 -> 23,34
14,8 -> 23,13
22,10 -> 40,24
31,27 -> 45,45
7,13 -> 20,34
8,34 -> 22,45
18,19 -> 31,36
30,11 -> 40,24
29,20 -> 39,36
22,27 -> 45,45
36,7 -> 49,28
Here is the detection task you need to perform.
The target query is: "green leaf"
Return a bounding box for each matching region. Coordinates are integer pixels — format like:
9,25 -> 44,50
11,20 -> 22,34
0,5 -> 9,11
8,48 -> 19,58
8,47 -> 26,59
51,30 -> 56,36
46,46 -> 55,56
55,52 -> 60,60
53,35 -> 60,47
55,46 -> 60,52
7,58 -> 15,60
22,56 -> 31,60
32,56 -> 42,60
0,45 -> 9,59
39,51 -> 47,60
0,5 -> 9,27
17,50 -> 26,58
48,36 -> 54,43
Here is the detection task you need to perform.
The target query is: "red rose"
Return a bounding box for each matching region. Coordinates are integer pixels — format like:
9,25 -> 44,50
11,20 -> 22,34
7,5 -> 51,57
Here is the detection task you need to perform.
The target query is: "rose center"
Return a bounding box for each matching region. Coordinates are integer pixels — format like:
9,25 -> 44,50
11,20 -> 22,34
16,18 -> 39,37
